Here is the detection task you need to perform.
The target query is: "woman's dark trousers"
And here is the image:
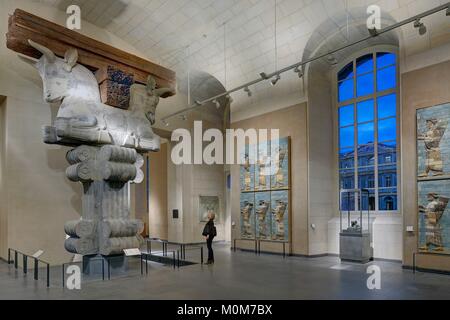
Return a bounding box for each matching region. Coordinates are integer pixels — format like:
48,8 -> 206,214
207,238 -> 214,262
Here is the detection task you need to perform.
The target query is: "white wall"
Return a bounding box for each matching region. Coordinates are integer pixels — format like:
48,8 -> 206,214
307,64 -> 335,256
166,145 -> 227,244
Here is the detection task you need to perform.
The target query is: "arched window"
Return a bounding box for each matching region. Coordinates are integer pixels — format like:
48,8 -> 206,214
338,51 -> 398,212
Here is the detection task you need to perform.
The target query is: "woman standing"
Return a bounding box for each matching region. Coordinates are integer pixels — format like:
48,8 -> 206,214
202,212 -> 217,265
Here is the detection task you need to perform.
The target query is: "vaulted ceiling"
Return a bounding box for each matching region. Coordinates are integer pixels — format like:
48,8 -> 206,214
33,0 -> 450,119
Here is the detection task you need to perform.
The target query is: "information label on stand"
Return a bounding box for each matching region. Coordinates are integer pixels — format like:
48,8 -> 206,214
73,254 -> 83,263
32,250 -> 44,258
123,248 -> 141,256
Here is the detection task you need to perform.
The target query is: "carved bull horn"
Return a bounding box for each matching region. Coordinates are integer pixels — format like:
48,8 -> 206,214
28,39 -> 56,63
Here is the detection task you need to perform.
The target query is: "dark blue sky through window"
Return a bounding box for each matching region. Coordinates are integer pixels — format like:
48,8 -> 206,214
339,104 -> 354,127
338,62 -> 354,81
378,94 -> 396,118
356,54 -> 373,74
378,118 -> 397,142
357,73 -> 374,97
338,79 -> 353,102
377,52 -> 396,69
358,122 -> 374,145
377,66 -> 396,91
357,99 -> 374,123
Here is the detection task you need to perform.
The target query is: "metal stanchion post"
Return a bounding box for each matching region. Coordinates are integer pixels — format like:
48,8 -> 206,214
34,258 -> 38,280
7,249 -> 11,264
172,251 -> 176,269
101,258 -> 105,281
14,251 -> 18,269
201,246 -> 204,265
62,264 -> 65,288
46,263 -> 50,288
23,255 -> 28,274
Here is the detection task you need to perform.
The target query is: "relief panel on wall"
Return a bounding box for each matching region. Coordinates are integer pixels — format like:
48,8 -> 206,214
417,103 -> 450,255
255,140 -> 271,191
418,180 -> 450,254
271,137 -> 290,190
270,190 -> 289,241
240,144 -> 255,192
255,192 -> 271,240
417,103 -> 450,179
239,137 -> 291,242
199,196 -> 220,222
240,192 -> 255,239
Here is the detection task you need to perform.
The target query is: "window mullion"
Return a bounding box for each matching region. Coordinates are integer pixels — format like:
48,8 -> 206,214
353,59 -> 358,211
374,52 -> 379,212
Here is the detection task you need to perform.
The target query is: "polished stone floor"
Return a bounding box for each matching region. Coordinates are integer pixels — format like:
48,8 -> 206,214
0,244 -> 449,300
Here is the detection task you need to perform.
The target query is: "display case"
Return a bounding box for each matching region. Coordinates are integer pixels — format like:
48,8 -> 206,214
339,189 -> 373,263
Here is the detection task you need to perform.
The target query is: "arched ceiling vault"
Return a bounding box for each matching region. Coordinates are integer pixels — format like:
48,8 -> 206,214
33,0 -> 450,118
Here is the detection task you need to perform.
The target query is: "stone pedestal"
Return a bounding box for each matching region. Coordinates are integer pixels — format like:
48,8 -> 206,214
64,145 -> 144,258
339,231 -> 372,263
83,254 -> 128,276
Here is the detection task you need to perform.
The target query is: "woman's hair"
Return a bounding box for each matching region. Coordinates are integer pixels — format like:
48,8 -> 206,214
208,212 -> 216,221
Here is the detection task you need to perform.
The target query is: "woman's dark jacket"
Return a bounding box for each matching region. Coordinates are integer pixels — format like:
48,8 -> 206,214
202,220 -> 216,238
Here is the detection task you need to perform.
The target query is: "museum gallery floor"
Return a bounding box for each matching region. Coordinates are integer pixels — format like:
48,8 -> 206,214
0,244 -> 449,300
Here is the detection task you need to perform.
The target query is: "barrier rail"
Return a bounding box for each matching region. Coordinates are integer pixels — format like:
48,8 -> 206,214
145,238 -> 168,256
181,246 -> 204,265
7,248 -> 50,287
142,250 -> 177,269
146,238 -> 204,265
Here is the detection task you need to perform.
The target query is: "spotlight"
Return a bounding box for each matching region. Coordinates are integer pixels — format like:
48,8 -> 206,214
446,6 -> 450,16
194,100 -> 203,106
414,19 -> 427,36
226,94 -> 233,104
180,114 -> 187,121
244,86 -> 252,97
162,120 -> 169,127
212,99 -> 221,109
368,27 -> 378,37
260,72 -> 269,80
270,74 -> 281,86
294,67 -> 303,78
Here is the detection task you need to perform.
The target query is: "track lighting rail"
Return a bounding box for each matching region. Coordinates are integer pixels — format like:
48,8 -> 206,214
161,2 -> 449,125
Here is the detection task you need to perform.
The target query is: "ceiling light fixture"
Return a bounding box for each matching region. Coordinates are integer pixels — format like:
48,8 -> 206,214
213,99 -> 221,109
226,94 -> 233,104
180,114 -> 187,121
270,74 -> 281,86
368,27 -> 378,37
244,87 -> 252,97
162,120 -> 169,127
294,67 -> 303,78
446,5 -> 450,16
414,19 -> 427,35
194,100 -> 203,106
